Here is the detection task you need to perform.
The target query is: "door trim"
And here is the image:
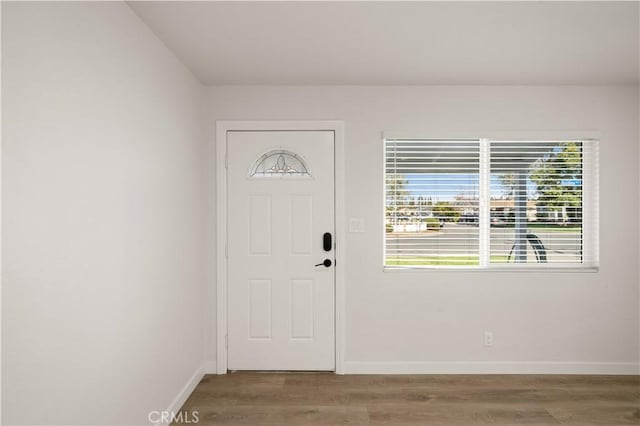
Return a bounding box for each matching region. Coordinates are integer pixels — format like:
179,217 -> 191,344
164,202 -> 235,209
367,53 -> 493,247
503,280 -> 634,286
215,121 -> 346,374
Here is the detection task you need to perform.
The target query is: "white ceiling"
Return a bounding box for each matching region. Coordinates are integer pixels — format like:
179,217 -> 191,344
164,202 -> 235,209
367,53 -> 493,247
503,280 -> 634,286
129,1 -> 639,86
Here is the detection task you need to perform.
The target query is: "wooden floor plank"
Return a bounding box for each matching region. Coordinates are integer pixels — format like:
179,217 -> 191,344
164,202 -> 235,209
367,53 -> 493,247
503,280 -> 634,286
175,373 -> 640,426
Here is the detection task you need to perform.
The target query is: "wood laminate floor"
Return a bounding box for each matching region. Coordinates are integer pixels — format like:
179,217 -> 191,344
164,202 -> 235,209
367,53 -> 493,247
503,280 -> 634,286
176,373 -> 640,426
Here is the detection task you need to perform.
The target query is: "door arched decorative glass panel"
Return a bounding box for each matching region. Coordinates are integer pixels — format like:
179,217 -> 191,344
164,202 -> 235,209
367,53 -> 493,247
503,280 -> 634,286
249,150 -> 311,178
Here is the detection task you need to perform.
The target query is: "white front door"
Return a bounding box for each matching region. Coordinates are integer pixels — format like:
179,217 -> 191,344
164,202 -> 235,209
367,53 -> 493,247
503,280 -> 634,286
227,131 -> 335,371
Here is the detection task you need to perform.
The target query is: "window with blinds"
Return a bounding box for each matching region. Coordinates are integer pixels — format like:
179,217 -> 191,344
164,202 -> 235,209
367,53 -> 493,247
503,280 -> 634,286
385,139 -> 481,266
384,138 -> 598,269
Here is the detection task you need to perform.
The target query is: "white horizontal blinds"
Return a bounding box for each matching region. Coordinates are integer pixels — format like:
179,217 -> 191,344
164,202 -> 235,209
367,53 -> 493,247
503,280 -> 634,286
385,139 -> 480,267
489,141 -> 585,265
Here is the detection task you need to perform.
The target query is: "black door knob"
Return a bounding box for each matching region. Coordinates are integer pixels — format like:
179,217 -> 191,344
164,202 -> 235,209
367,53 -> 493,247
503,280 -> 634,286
315,259 -> 332,267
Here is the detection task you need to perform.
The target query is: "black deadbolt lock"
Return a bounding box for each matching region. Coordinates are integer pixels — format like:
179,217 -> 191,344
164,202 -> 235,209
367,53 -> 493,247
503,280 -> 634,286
323,232 -> 332,251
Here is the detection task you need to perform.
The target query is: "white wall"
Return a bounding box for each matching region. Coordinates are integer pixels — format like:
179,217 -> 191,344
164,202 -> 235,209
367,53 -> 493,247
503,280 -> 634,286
207,85 -> 639,374
2,2 -> 207,425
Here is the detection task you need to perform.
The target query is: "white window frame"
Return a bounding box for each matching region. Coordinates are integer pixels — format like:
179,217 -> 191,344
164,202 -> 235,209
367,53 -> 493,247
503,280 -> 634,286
382,131 -> 599,272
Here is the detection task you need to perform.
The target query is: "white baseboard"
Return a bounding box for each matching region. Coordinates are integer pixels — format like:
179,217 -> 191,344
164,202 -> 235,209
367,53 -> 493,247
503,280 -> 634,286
344,361 -> 640,375
156,365 -> 205,426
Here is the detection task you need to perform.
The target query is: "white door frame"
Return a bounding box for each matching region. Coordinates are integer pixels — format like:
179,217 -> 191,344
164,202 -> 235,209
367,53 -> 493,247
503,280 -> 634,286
215,121 -> 346,374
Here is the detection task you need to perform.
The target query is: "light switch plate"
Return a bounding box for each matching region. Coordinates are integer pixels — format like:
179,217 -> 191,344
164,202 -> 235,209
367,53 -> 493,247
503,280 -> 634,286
349,217 -> 365,233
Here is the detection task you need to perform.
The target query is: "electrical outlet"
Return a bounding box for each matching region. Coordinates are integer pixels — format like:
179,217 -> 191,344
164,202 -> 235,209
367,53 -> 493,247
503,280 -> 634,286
483,331 -> 494,347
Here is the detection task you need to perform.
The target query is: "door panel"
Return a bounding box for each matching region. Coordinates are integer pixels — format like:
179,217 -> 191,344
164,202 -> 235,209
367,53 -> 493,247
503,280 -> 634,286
248,195 -> 271,255
290,195 -> 313,255
227,131 -> 335,371
290,279 -> 314,339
